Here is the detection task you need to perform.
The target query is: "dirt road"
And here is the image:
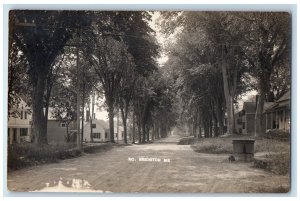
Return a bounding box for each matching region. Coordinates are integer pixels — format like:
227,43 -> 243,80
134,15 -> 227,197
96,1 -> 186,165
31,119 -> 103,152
7,135 -> 289,193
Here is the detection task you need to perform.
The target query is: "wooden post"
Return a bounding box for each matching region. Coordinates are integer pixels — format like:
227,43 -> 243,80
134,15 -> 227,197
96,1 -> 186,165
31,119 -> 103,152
270,111 -> 273,129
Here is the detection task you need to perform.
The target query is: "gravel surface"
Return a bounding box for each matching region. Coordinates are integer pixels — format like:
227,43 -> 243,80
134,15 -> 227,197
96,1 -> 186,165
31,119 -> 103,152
7,135 -> 289,193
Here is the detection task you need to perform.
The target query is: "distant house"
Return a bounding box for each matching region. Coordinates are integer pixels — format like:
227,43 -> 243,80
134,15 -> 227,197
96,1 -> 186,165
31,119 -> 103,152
83,119 -> 110,142
114,125 -> 124,142
47,109 -> 76,143
235,102 -> 256,134
235,101 -> 273,135
264,90 -> 291,132
82,118 -> 125,143
8,98 -> 32,144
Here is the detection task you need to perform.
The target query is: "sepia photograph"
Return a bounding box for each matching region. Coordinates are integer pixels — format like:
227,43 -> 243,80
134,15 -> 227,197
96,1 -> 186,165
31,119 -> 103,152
6,8 -> 292,194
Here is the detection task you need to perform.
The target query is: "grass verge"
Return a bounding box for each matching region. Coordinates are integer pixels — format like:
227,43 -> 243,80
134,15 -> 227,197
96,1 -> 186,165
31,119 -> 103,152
191,134 -> 290,175
7,143 -> 112,171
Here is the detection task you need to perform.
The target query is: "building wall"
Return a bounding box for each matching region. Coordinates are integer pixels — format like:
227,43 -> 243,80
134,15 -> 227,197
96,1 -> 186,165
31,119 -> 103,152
8,99 -> 32,144
47,120 -> 68,143
278,109 -> 290,131
283,109 -> 291,131
83,121 -> 109,142
234,113 -> 243,134
246,114 -> 255,134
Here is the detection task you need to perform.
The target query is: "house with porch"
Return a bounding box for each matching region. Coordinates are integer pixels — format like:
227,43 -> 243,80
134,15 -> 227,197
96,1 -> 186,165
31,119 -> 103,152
264,90 -> 291,132
8,98 -> 32,144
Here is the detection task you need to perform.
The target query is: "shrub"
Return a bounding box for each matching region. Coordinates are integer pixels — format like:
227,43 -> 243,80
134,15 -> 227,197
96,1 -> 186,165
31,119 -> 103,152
83,143 -> 112,153
191,138 -> 232,154
253,152 -> 290,175
264,129 -> 290,142
178,137 -> 196,145
191,135 -> 290,155
7,142 -> 113,171
8,143 -> 79,171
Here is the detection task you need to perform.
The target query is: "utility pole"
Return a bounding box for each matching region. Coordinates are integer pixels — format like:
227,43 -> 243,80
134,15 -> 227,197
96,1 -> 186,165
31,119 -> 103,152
76,44 -> 82,151
117,108 -> 119,143
90,90 -> 95,142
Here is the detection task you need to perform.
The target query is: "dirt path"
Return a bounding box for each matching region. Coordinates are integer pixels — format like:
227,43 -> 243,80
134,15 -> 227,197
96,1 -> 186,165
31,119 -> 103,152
7,136 -> 289,193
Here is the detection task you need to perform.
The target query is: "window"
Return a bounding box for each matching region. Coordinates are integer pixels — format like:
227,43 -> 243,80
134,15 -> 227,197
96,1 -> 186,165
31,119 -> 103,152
93,133 -> 101,138
92,124 -> 96,128
20,111 -> 23,119
25,111 -> 27,119
20,128 -> 28,136
61,123 -> 66,128
242,122 -> 245,129
105,132 -> 108,138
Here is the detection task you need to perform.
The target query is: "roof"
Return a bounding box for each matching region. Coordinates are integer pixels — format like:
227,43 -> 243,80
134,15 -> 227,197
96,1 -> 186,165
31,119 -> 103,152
277,90 -> 290,103
241,101 -> 275,114
265,90 -> 290,112
97,119 -> 109,130
263,102 -> 274,111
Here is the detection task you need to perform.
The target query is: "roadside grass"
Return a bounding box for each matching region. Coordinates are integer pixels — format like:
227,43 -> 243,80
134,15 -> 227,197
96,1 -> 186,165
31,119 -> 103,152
191,134 -> 290,175
7,142 -> 112,171
178,136 -> 196,145
255,185 -> 290,193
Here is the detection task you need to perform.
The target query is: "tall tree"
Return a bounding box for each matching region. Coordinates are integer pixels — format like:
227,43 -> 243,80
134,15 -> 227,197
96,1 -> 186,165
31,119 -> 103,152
88,36 -> 133,143
240,12 -> 291,136
11,10 -> 91,145
160,11 -> 251,135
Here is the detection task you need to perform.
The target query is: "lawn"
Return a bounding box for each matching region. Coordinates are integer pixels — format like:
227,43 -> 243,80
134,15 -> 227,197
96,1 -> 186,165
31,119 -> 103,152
190,134 -> 290,175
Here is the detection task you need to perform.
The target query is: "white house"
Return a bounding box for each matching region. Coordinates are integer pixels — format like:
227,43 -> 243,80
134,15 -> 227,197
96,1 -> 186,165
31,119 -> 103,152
83,119 -> 110,142
83,118 -> 125,143
8,98 -> 32,144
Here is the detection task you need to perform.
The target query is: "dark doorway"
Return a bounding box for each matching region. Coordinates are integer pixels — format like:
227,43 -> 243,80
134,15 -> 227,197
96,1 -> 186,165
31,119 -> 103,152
13,128 -> 17,143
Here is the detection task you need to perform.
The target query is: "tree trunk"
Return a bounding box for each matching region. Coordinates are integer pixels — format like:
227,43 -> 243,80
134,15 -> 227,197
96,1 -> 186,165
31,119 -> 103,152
132,112 -> 136,144
81,85 -> 85,144
146,125 -> 150,142
90,117 -> 93,143
221,56 -> 237,135
32,73 -> 48,145
138,119 -> 141,144
66,124 -> 69,142
255,93 -> 266,137
76,47 -> 81,151
151,125 -> 155,142
121,108 -> 128,144
198,122 -> 202,138
108,102 -> 115,143
90,91 -> 94,142
142,122 -> 146,143
212,110 -> 218,137
216,105 -> 224,136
